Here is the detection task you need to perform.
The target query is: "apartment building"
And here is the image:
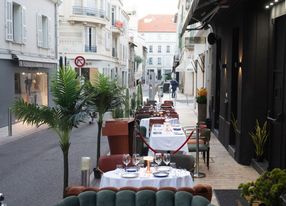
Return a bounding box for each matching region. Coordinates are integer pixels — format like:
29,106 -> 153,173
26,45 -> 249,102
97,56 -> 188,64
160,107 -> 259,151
0,0 -> 60,127
138,15 -> 176,83
175,0 -> 210,97
58,0 -> 129,87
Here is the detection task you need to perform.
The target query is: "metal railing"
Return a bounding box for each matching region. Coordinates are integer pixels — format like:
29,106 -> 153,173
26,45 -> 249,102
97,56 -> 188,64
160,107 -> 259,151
72,6 -> 106,19
85,45 -> 97,53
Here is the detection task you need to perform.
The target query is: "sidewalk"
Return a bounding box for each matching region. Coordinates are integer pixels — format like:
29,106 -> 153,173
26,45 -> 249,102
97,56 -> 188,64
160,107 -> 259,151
159,91 -> 259,205
0,122 -> 48,146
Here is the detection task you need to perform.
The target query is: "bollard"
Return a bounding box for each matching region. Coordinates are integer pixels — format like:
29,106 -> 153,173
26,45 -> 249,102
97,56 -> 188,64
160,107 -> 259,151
8,108 -> 12,136
193,123 -> 206,178
81,157 -> 91,187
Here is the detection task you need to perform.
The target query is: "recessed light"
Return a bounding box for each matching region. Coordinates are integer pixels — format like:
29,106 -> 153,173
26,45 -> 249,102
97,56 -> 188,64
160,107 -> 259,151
270,2 -> 274,5
275,0 -> 278,2
265,5 -> 270,8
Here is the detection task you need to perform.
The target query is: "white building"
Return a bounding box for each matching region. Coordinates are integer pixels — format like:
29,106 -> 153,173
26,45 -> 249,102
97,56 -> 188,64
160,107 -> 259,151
175,0 -> 211,97
138,15 -> 176,83
0,0 -> 61,127
58,0 -> 129,87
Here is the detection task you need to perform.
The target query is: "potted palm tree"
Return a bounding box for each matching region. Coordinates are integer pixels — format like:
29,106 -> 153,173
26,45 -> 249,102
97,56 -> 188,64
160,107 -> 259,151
85,73 -> 124,175
12,67 -> 89,197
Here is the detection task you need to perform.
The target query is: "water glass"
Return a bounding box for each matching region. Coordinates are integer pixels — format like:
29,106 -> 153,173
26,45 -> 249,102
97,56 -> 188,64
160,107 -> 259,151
163,153 -> 171,166
154,153 -> 162,166
122,154 -> 131,170
116,164 -> 124,175
132,153 -> 140,167
169,162 -> 176,169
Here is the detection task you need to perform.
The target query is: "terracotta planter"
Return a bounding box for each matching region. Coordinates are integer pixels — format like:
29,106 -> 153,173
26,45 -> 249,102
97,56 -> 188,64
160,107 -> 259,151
198,103 -> 207,122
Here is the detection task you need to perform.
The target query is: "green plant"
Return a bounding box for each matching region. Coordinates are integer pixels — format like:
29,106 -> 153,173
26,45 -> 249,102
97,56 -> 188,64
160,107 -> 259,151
86,73 -> 124,167
131,92 -> 136,116
136,83 -> 143,109
196,87 -> 207,104
12,67 -> 89,197
249,120 -> 268,160
113,106 -> 124,118
231,113 -> 238,131
239,168 -> 286,205
134,55 -> 143,65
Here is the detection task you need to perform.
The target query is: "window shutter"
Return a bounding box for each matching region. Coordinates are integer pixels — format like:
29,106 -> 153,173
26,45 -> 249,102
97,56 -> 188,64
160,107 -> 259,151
84,27 -> 89,47
48,17 -> 52,49
21,6 -> 27,43
37,13 -> 43,47
5,0 -> 13,41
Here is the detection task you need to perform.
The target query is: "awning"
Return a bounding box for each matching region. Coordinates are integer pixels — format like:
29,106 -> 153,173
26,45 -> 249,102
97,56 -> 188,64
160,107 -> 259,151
12,54 -> 57,69
175,61 -> 186,72
181,0 -> 230,35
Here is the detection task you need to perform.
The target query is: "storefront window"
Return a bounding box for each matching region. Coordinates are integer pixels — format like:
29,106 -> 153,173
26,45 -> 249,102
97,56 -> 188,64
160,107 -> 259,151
14,72 -> 48,105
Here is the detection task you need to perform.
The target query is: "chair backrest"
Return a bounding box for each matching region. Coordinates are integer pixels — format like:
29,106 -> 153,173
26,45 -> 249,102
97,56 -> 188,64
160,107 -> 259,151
170,154 -> 195,172
98,155 -> 124,172
200,128 -> 211,143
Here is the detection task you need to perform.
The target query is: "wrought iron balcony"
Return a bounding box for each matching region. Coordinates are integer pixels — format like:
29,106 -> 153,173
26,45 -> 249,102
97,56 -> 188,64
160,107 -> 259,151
73,6 -> 105,19
85,45 -> 97,53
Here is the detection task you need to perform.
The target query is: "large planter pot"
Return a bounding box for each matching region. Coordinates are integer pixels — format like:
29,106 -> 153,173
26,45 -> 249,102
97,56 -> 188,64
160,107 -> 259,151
198,103 -> 207,122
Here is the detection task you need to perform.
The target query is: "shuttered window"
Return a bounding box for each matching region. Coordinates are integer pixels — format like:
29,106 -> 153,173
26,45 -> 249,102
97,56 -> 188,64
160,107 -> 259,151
37,14 -> 50,48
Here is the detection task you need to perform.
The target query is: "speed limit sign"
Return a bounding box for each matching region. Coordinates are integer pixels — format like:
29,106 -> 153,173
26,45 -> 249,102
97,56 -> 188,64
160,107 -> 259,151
74,56 -> 86,67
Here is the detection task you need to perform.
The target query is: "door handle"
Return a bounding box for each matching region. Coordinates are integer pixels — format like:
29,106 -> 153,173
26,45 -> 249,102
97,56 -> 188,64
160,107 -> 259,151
267,111 -> 283,122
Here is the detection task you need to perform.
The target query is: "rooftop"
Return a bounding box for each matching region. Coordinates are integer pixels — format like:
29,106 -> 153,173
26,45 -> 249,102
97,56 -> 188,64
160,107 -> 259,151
138,14 -> 176,32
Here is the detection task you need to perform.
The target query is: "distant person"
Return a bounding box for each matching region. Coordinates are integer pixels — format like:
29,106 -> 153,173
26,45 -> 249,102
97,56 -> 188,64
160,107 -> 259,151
170,79 -> 178,98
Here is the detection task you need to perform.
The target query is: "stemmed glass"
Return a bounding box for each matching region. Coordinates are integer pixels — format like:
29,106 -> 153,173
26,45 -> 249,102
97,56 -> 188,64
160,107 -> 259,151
163,153 -> 171,166
154,153 -> 162,166
122,154 -> 131,171
132,153 -> 140,168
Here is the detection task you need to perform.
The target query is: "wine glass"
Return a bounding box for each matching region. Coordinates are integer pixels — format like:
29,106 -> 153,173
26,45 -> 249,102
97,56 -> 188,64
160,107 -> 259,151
132,153 -> 140,167
154,153 -> 162,166
163,153 -> 171,166
122,154 -> 131,170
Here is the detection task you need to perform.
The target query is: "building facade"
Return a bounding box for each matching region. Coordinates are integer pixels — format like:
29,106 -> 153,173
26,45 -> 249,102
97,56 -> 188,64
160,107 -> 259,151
138,15 -> 176,84
58,0 -> 129,87
0,0 -> 60,127
175,0 -> 211,99
182,0 -> 286,170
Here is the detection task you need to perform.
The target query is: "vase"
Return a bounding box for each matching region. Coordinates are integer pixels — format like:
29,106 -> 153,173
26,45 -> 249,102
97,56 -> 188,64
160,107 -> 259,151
198,103 -> 207,122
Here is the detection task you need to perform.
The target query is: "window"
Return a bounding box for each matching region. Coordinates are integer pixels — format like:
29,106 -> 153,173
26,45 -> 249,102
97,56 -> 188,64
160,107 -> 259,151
149,45 -> 153,53
148,57 -> 153,65
166,45 -> 170,53
158,57 -> 161,65
111,6 -> 116,25
5,1 -> 26,43
105,30 -> 111,50
158,45 -> 161,53
85,27 -> 97,52
37,14 -> 50,48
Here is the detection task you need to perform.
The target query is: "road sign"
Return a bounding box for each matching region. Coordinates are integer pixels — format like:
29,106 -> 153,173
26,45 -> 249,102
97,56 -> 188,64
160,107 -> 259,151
74,56 -> 86,67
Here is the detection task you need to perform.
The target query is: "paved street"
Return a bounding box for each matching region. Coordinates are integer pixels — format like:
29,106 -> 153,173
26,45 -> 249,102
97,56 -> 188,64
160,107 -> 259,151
0,122 -> 108,206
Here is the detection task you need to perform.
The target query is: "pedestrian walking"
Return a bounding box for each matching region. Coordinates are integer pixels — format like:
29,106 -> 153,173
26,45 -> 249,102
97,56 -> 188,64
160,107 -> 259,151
170,78 -> 178,98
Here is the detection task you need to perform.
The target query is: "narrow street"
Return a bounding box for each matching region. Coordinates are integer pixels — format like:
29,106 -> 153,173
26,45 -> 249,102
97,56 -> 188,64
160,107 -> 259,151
0,123 -> 108,206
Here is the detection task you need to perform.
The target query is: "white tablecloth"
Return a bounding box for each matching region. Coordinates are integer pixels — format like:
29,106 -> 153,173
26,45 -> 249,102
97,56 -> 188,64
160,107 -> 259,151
140,118 -> 179,138
149,124 -> 188,153
100,168 -> 193,188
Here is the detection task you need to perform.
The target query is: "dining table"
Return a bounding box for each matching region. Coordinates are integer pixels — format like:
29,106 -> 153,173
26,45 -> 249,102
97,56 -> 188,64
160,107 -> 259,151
99,167 -> 194,188
148,123 -> 189,154
140,117 -> 179,138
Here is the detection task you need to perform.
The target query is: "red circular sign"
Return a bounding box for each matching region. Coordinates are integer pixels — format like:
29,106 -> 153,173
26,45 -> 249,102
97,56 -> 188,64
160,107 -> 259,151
74,56 -> 86,67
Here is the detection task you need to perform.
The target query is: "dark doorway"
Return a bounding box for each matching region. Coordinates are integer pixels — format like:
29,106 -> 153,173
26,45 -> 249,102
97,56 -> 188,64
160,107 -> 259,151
230,28 -> 239,146
214,39 -> 221,131
267,15 -> 286,169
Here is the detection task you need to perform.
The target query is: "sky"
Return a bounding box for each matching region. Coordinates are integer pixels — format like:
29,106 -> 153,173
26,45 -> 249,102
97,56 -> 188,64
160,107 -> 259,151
121,0 -> 178,18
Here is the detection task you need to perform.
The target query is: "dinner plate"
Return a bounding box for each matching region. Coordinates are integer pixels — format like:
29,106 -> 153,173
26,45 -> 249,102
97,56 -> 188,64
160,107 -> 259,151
121,172 -> 139,178
174,131 -> 184,135
153,171 -> 169,178
126,167 -> 137,172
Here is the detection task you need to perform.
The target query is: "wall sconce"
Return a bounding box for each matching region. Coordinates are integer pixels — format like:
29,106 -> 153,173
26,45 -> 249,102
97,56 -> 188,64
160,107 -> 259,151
222,63 -> 227,69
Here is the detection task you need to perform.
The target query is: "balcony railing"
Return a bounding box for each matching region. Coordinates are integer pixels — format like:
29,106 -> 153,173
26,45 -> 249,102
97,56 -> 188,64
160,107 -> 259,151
85,45 -> 97,53
73,6 -> 105,19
